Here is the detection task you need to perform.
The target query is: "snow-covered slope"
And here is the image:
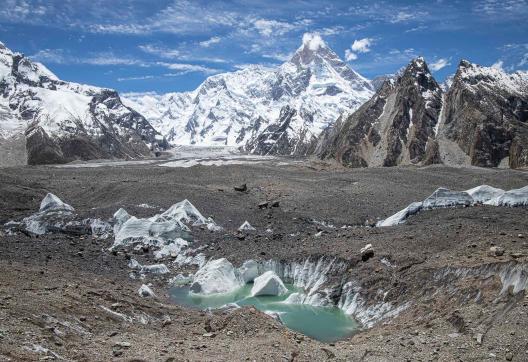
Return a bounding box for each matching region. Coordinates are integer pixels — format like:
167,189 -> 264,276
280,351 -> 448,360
0,41 -> 166,166
124,33 -> 374,155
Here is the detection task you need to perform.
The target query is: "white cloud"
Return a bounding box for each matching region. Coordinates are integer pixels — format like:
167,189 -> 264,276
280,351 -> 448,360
139,44 -> 181,58
491,60 -> 504,70
117,75 -> 156,82
430,58 -> 451,71
345,49 -> 358,61
157,62 -> 219,75
200,36 -> 221,47
31,49 -> 148,67
520,53 -> 528,67
351,38 -> 373,53
253,19 -> 297,37
391,11 -> 414,23
139,43 -> 228,64
262,52 -> 293,62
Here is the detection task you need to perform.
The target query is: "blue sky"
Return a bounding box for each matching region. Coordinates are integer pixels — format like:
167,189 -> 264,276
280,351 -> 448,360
1,0 -> 527,94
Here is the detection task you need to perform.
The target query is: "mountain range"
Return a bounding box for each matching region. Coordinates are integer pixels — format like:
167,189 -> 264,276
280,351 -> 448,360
123,33 -> 374,156
0,36 -> 526,168
314,57 -> 528,168
0,41 -> 167,166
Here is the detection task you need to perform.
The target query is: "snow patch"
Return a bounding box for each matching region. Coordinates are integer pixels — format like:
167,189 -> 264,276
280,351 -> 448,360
251,271 -> 288,297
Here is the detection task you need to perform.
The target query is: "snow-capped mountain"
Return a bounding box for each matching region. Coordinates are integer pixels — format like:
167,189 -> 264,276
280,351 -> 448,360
124,33 -> 374,155
314,57 -> 443,167
0,41 -> 166,166
313,58 -> 528,169
439,60 -> 528,168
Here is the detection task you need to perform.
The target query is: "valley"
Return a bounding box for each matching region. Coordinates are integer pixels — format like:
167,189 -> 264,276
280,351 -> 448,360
1,159 -> 527,361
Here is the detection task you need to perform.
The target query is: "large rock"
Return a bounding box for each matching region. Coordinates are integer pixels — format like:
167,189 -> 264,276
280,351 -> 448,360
251,271 -> 288,297
190,258 -> 243,295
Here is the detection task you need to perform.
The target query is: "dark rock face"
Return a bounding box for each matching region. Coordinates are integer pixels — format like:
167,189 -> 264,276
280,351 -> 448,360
314,58 -> 443,167
0,42 -> 167,165
315,58 -> 528,169
244,106 -> 316,156
442,60 -> 528,168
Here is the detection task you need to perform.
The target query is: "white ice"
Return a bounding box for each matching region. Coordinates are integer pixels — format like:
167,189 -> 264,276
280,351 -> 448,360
238,259 -> 259,283
485,186 -> 528,207
111,199 -> 221,250
39,193 -> 74,213
238,221 -> 256,231
190,258 -> 243,295
377,185 -> 527,227
154,239 -> 188,259
465,185 -> 505,204
421,188 -> 473,209
251,271 -> 288,297
138,284 -> 155,297
376,202 -> 422,227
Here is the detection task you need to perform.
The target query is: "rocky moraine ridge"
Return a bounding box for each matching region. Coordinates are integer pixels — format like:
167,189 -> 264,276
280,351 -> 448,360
313,58 -> 528,169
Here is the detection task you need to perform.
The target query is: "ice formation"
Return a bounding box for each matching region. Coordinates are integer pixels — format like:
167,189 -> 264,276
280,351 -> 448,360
238,259 -> 259,283
39,193 -> 75,213
377,185 -> 528,227
485,185 -> 528,207
111,199 -> 221,250
421,188 -> 473,209
465,185 -> 505,204
238,221 -> 256,231
128,259 -> 170,275
190,258 -> 243,295
154,239 -> 189,259
251,271 -> 288,297
138,284 -> 155,297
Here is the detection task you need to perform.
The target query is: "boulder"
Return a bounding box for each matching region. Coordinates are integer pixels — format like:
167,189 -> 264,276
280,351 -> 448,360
251,271 -> 287,297
234,184 -> 247,192
360,244 -> 375,262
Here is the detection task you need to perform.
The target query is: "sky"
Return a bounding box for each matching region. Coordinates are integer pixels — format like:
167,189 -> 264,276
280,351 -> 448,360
1,0 -> 527,95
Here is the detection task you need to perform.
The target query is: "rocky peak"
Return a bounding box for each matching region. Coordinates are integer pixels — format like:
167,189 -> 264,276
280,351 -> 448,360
290,33 -> 333,66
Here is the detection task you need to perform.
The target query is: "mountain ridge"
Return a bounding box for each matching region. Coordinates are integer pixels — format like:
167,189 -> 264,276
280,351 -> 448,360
124,33 -> 375,155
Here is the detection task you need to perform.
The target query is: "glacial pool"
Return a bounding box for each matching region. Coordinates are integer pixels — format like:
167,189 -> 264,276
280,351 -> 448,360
170,284 -> 359,343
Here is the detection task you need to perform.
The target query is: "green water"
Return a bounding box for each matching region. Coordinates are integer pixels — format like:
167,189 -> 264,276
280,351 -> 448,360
169,284 -> 359,343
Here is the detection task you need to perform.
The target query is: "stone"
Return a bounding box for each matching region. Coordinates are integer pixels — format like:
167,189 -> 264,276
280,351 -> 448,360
258,201 -> 269,209
234,184 -> 247,192
489,246 -> 505,257
360,244 -> 375,261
